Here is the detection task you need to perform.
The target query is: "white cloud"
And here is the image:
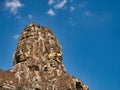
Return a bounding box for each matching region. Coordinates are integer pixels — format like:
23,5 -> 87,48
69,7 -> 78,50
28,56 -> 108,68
54,0 -> 67,9
79,2 -> 88,9
48,0 -> 54,5
28,14 -> 32,19
68,17 -> 76,26
16,15 -> 21,19
70,0 -> 73,3
70,6 -> 75,12
4,0 -> 23,15
78,2 -> 95,17
14,34 -> 19,39
47,9 -> 55,16
84,10 -> 94,16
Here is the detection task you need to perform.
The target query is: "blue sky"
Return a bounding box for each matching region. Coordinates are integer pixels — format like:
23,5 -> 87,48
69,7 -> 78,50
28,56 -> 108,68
0,0 -> 120,90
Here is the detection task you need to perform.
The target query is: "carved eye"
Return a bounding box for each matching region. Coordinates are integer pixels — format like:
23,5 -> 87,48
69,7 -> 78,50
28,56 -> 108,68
28,65 -> 39,71
50,63 -> 56,68
44,66 -> 48,71
26,29 -> 31,32
51,37 -> 54,39
35,88 -> 41,90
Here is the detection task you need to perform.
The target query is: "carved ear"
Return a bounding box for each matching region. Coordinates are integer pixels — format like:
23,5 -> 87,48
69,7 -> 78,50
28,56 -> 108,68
13,51 -> 17,65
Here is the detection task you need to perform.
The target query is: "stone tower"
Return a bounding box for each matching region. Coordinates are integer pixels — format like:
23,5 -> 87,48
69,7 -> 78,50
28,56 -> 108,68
0,23 -> 89,90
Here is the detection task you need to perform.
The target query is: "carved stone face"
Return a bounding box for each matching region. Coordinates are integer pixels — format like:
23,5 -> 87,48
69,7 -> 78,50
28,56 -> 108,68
13,23 -> 62,65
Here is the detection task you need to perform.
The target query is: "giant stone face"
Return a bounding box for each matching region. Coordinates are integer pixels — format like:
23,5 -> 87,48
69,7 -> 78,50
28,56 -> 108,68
13,23 -> 62,65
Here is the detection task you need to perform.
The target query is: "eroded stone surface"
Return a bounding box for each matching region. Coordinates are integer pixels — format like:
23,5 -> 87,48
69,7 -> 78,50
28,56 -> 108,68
0,23 -> 89,90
